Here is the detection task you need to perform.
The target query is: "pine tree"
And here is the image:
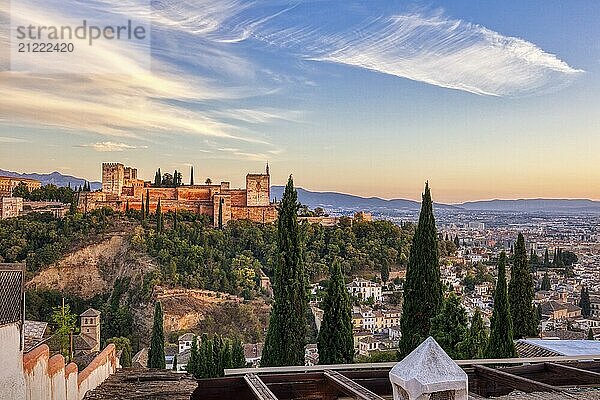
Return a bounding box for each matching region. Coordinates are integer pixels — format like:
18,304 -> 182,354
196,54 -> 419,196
541,272 -> 551,291
580,286 -> 591,317
430,293 -> 468,359
318,259 -> 354,365
188,336 -> 199,377
148,302 -> 166,369
156,199 -> 163,233
486,252 -> 517,358
458,308 -> 488,359
232,337 -> 246,368
398,182 -> 443,357
509,233 -> 537,338
261,175 -> 308,367
172,354 -> 178,371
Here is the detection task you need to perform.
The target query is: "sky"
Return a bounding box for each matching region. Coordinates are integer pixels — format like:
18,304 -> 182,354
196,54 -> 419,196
0,0 -> 599,203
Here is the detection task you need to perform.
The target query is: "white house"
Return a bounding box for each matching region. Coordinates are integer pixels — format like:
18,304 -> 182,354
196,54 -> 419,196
347,278 -> 383,302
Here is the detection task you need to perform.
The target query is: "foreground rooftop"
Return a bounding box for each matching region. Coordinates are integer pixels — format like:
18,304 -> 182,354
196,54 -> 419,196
85,354 -> 600,400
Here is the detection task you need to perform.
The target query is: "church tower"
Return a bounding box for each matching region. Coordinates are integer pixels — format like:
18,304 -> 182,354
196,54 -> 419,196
80,308 -> 101,352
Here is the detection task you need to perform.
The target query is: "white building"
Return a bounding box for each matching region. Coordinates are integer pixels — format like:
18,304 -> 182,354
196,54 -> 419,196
1,196 -> 23,219
178,333 -> 195,354
347,278 -> 382,302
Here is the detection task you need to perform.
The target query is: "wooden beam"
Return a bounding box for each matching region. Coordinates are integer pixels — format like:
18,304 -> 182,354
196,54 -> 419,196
324,370 -> 385,400
474,365 -> 564,394
545,362 -> 600,384
244,374 -> 279,400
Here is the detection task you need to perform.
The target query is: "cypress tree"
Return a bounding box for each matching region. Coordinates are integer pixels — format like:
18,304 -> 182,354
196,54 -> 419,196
486,252 -> 517,358
541,272 -> 551,291
430,293 -> 468,359
173,209 -> 178,231
205,336 -> 215,377
398,182 -> 443,357
188,336 -> 199,377
172,354 -> 178,371
213,334 -> 223,376
125,200 -> 130,213
122,343 -> 132,367
317,259 -> 354,365
146,189 -> 150,215
544,248 -> 550,267
587,328 -> 595,340
220,340 -> 233,374
261,175 -> 308,367
156,199 -> 163,233
381,260 -> 390,283
580,287 -> 591,317
140,195 -> 146,220
509,233 -> 537,338
454,235 -> 460,248
199,334 -> 209,378
190,166 -> 194,185
232,337 -> 246,368
458,308 -> 488,359
218,198 -> 223,229
148,302 -> 166,368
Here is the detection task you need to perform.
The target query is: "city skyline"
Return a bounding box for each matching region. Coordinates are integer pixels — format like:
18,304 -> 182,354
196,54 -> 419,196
1,1 -> 599,203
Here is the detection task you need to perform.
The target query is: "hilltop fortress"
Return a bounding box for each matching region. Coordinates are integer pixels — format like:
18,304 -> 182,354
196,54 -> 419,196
78,162 -> 277,226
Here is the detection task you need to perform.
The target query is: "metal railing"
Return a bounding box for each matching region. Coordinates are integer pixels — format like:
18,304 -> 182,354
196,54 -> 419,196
224,354 -> 600,376
0,263 -> 25,350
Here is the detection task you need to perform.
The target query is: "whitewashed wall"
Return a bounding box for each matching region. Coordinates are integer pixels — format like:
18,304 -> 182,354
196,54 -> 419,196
0,324 -> 26,400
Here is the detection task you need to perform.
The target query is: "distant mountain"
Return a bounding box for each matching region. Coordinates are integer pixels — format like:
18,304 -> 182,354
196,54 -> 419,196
0,169 -> 102,190
271,186 -> 420,211
271,186 -> 600,214
459,199 -> 600,213
270,186 -> 460,212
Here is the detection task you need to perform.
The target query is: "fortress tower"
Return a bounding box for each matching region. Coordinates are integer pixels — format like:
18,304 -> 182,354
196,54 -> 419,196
245,163 -> 270,207
102,163 -> 125,196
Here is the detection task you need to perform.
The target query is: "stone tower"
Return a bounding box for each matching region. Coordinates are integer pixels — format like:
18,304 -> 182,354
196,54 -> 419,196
102,162 -> 125,196
245,164 -> 270,207
80,308 -> 101,352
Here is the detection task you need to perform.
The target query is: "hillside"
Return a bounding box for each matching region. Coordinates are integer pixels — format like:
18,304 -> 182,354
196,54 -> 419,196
19,214 -> 271,347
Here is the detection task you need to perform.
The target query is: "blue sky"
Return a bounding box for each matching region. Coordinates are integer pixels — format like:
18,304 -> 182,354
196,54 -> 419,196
1,0 -> 598,202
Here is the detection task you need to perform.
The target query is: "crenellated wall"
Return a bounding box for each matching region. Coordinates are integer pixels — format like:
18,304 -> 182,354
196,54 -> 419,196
77,344 -> 118,400
18,342 -> 117,400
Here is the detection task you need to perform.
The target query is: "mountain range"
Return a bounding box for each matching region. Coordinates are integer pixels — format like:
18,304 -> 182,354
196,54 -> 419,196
2,169 -> 598,213
0,169 -> 102,191
271,186 -> 600,214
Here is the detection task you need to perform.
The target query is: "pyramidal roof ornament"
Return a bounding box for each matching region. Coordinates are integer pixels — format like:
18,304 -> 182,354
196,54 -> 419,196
389,336 -> 468,400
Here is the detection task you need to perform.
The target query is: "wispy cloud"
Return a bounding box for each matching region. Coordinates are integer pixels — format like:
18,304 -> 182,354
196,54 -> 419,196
76,141 -> 146,152
240,8 -> 582,97
0,136 -> 29,143
0,0 -> 583,158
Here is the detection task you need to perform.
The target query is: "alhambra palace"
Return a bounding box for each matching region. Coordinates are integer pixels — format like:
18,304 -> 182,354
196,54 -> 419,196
77,163 -> 277,226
